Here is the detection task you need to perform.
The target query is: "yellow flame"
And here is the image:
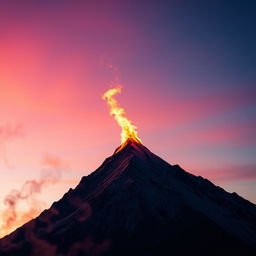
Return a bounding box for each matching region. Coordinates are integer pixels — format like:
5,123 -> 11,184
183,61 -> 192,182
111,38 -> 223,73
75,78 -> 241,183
102,87 -> 142,150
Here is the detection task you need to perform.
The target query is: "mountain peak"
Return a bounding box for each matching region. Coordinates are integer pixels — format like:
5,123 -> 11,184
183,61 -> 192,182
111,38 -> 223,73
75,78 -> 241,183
113,138 -> 144,154
111,139 -> 166,171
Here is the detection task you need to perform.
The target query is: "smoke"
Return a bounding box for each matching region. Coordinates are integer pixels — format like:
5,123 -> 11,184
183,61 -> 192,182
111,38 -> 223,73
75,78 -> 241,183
0,123 -> 23,168
67,237 -> 110,256
24,221 -> 58,256
0,155 -> 68,238
0,124 -> 23,141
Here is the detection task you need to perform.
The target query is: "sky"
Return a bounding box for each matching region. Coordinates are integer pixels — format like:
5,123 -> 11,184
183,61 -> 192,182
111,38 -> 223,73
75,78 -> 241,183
0,0 -> 255,235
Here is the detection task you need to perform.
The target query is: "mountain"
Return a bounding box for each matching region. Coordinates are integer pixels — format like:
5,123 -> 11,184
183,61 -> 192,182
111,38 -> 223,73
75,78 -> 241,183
0,139 -> 256,256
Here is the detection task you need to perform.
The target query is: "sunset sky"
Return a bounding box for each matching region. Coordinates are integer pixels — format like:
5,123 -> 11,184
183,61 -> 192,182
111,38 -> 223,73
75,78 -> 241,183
0,1 -> 255,235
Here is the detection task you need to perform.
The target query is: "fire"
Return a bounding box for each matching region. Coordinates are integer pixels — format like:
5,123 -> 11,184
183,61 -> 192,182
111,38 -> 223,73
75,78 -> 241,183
102,87 -> 142,151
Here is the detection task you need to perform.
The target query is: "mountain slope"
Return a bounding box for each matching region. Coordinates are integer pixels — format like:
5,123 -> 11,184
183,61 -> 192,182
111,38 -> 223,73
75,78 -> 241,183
0,140 -> 256,256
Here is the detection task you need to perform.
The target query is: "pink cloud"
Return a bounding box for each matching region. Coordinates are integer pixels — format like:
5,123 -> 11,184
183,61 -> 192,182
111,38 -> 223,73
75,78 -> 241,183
193,164 -> 256,183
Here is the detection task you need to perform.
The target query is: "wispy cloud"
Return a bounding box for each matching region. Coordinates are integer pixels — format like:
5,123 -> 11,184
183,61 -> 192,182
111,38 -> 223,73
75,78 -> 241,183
194,164 -> 256,183
0,123 -> 23,168
0,155 -> 69,238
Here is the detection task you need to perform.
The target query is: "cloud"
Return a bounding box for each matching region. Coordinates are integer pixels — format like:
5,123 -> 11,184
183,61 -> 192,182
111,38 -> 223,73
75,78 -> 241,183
194,164 -> 256,183
0,123 -> 23,168
0,155 -> 68,238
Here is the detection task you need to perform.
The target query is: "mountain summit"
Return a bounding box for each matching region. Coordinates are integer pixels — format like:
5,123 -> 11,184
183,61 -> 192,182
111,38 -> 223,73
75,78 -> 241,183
1,140 -> 256,255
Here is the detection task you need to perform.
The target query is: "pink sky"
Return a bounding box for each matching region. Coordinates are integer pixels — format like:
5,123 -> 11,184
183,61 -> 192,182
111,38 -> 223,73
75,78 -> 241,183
0,1 -> 255,236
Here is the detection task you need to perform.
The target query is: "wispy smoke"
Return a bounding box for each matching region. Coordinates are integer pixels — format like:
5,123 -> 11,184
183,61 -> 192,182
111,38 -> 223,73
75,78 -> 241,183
67,237 -> 110,256
0,123 -> 23,168
0,124 -> 23,141
0,155 -> 68,238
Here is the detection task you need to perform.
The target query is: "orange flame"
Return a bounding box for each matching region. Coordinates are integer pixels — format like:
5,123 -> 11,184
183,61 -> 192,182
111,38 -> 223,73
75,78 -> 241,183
102,87 -> 142,151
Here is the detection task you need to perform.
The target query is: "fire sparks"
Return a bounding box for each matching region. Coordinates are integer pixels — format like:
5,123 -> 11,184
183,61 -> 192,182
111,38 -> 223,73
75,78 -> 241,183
102,87 -> 142,151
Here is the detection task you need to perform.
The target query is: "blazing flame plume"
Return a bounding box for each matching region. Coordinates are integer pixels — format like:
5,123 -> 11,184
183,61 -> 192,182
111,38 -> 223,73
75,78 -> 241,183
102,87 -> 142,151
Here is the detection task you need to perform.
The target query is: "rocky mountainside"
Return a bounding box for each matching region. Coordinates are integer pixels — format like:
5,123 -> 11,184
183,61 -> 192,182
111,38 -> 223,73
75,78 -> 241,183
0,139 -> 256,255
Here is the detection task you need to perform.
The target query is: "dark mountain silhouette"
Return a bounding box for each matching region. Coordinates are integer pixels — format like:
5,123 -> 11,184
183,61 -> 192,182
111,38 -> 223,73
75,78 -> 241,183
0,139 -> 256,256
